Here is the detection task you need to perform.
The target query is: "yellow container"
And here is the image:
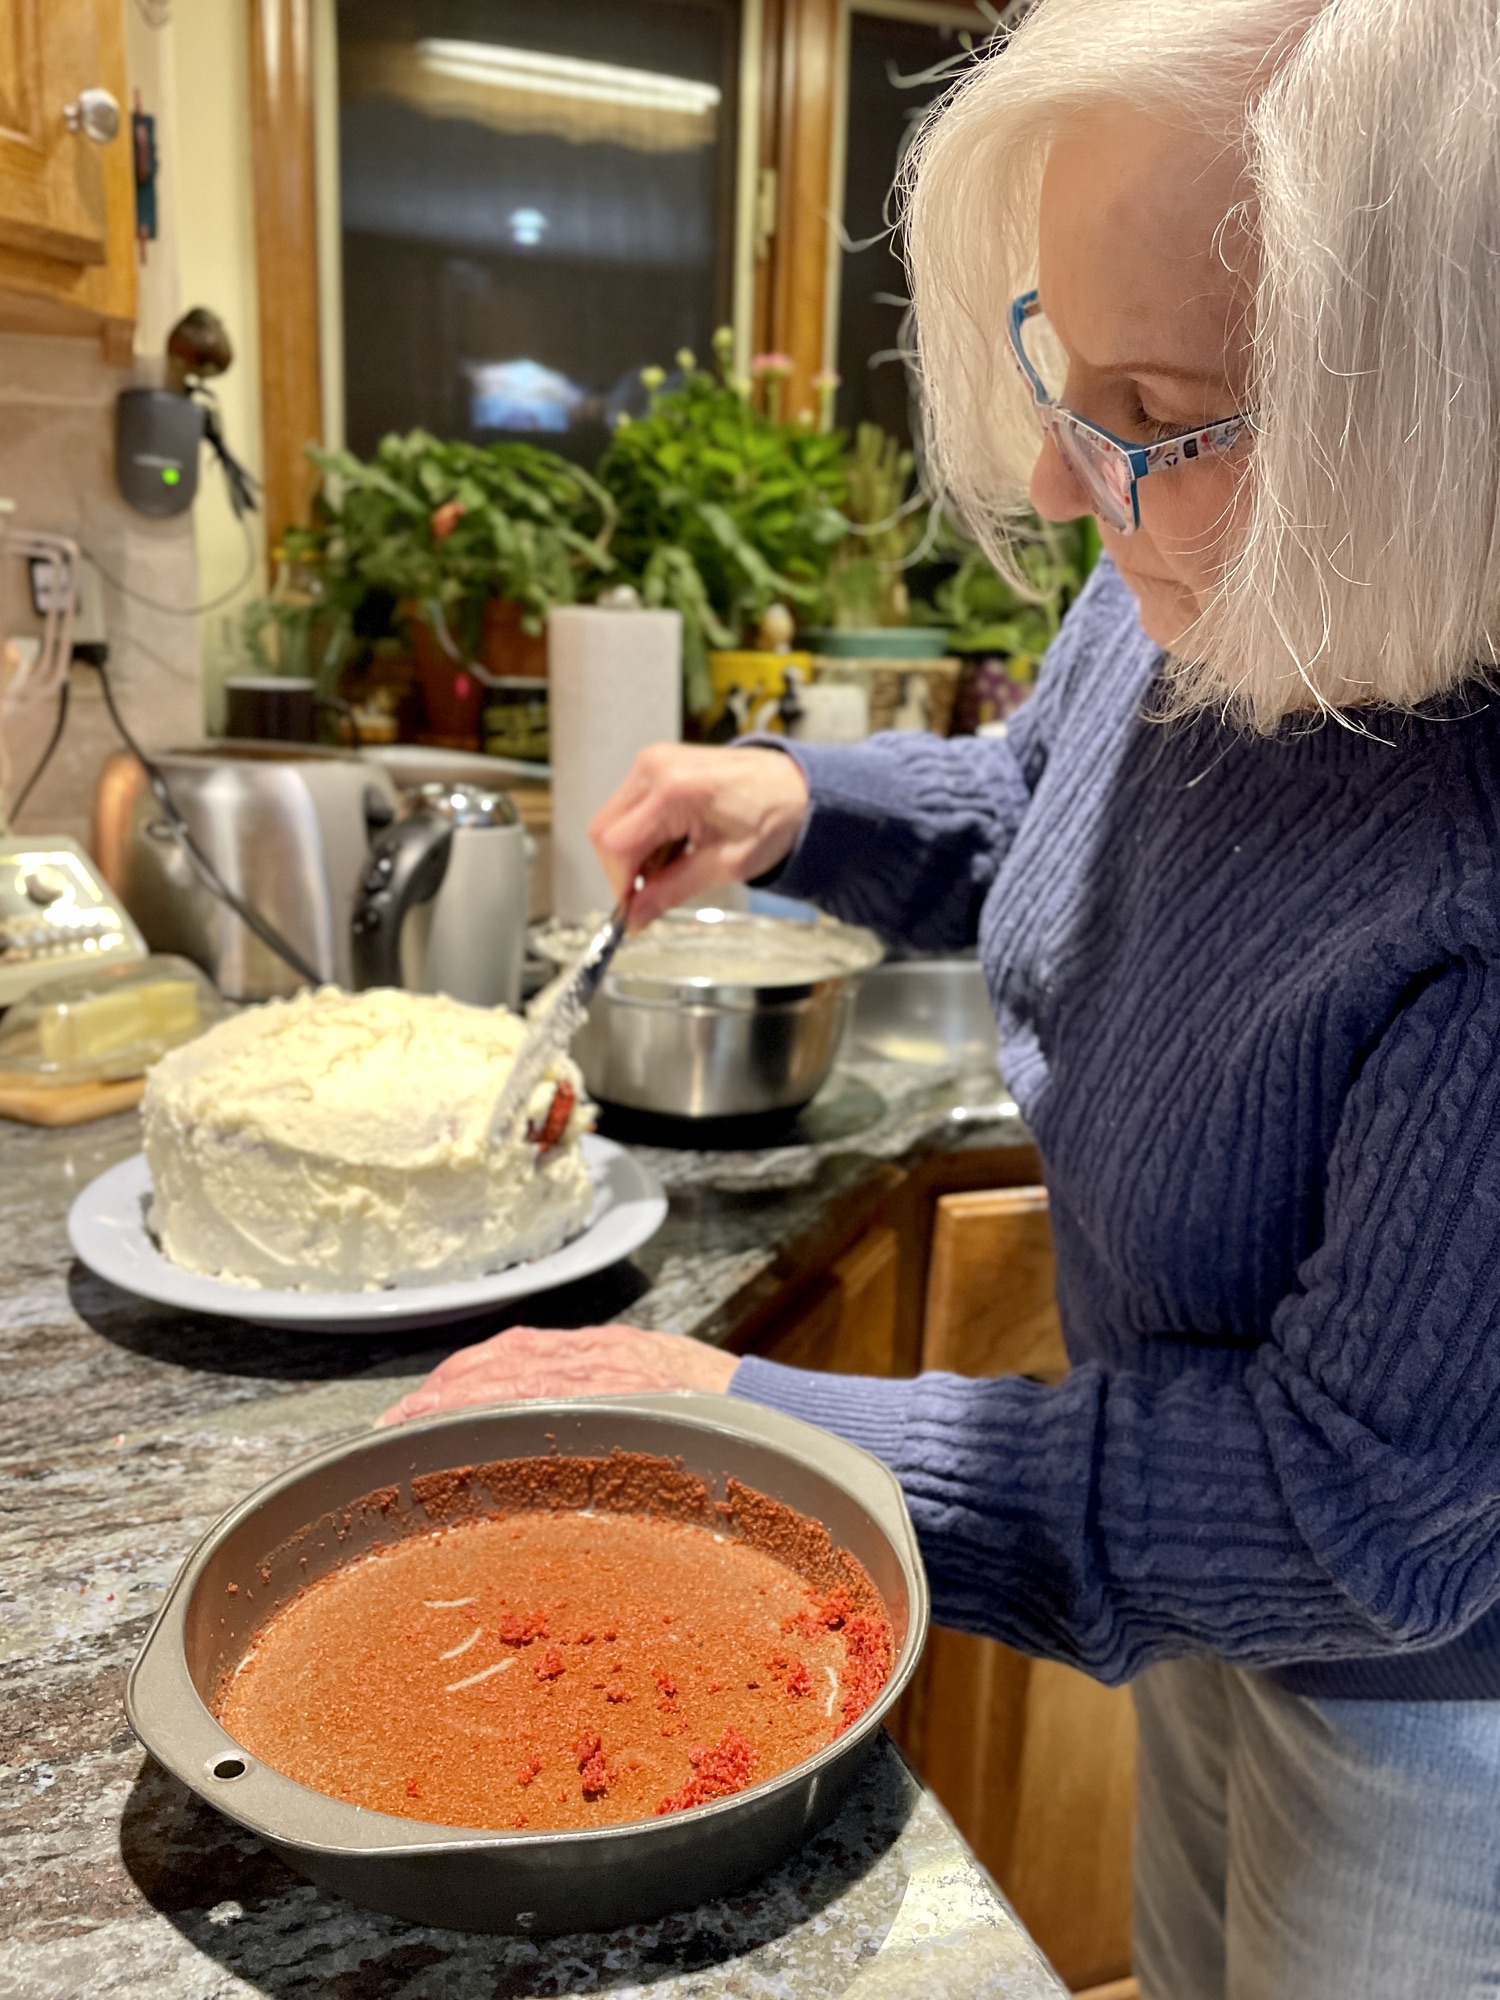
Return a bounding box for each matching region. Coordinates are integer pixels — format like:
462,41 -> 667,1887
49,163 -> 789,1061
704,650 -> 814,739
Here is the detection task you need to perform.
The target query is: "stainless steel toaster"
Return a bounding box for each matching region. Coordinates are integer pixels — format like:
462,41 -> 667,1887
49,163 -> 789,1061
93,745 -> 399,1001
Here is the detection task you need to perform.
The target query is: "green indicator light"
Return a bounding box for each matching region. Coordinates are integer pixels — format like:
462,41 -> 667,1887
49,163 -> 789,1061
161,466 -> 181,486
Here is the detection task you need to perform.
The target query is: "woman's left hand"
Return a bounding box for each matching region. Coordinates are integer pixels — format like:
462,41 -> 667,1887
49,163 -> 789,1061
377,1324 -> 739,1425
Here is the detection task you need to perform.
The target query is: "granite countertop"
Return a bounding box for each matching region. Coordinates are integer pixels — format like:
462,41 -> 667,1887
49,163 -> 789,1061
0,1053 -> 1062,1999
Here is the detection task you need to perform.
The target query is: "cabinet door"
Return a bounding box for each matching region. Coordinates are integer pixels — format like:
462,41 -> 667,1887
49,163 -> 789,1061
759,1223 -> 901,1377
923,1187 -> 1069,1382
893,1186 -> 1137,1994
0,0 -> 112,268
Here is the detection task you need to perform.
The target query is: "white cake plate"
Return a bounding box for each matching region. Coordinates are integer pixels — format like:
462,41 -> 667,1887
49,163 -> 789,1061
67,1134 -> 666,1334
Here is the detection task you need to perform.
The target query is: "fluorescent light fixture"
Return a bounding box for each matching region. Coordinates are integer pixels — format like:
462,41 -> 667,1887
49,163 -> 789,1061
416,40 -> 721,117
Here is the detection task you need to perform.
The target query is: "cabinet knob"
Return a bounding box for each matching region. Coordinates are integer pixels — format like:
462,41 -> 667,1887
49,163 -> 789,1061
63,88 -> 121,145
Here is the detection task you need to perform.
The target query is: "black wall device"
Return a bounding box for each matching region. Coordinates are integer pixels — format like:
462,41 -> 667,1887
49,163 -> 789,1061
116,387 -> 205,517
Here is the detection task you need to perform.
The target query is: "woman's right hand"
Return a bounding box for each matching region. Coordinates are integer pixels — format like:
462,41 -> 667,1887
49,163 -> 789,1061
589,743 -> 810,927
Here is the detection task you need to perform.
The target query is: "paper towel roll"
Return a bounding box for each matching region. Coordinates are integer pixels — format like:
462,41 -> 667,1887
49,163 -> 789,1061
547,605 -> 682,920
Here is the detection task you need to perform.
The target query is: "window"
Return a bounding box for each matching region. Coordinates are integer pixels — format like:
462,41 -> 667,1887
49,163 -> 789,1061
835,5 -> 983,450
336,0 -> 742,461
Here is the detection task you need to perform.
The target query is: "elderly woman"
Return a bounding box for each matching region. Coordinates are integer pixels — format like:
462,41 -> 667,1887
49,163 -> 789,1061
385,2 -> 1500,1991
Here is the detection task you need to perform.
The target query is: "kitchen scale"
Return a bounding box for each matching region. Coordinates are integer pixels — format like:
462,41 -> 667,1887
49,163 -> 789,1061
0,835 -> 146,1007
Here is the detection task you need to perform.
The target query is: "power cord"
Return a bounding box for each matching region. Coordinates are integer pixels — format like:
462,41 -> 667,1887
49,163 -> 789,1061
81,505 -> 259,620
7,677 -> 70,825
81,654 -> 322,986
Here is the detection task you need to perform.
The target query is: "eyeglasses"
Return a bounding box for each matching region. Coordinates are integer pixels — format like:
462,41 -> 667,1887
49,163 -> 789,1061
1007,290 -> 1247,534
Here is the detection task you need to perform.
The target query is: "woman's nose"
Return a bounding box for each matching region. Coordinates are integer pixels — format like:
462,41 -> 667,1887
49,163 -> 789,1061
1029,432 -> 1093,525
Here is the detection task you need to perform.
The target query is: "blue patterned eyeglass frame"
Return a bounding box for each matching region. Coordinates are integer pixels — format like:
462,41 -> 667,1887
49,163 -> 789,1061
1007,290 -> 1248,534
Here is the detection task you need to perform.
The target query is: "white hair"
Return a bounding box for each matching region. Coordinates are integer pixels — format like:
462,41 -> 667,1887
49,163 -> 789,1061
905,0 -> 1500,729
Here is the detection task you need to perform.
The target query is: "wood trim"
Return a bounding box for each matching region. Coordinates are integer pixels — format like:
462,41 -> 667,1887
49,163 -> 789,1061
248,0 -> 322,554
755,0 -> 842,416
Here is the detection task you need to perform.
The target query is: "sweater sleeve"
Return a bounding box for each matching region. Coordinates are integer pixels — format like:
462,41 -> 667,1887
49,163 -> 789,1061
733,957 -> 1500,1682
751,559 -> 1135,950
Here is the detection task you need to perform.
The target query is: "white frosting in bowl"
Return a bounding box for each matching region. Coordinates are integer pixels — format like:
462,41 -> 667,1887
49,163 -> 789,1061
142,988 -> 592,1291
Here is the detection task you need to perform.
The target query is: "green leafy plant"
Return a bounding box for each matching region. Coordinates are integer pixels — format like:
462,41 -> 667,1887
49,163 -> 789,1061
822,423 -> 920,629
596,333 -> 849,713
278,432 -> 617,683
932,515 -> 1099,658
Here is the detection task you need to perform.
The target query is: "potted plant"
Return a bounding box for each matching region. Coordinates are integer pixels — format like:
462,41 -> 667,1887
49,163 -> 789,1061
594,331 -> 848,718
791,423 -> 967,736
818,422 -> 923,634
281,432 -> 616,748
933,516 -> 1099,730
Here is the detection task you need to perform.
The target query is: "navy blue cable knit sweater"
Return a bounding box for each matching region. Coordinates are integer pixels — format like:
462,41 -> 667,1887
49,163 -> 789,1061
730,556 -> 1500,1700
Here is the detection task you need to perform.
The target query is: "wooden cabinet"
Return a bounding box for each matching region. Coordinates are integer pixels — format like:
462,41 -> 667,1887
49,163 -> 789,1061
757,1221 -> 903,1377
0,0 -> 135,356
898,1186 -> 1138,1996
923,1187 -> 1070,1382
747,1170 -> 1138,1994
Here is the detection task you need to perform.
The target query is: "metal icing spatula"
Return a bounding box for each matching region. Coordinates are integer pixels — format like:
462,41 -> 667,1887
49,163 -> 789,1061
489,836 -> 688,1145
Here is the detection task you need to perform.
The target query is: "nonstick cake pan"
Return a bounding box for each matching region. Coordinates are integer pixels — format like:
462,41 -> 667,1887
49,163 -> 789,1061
126,1392 -> 929,1935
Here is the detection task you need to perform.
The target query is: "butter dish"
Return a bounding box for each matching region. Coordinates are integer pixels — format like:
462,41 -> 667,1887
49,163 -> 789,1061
0,953 -> 224,1086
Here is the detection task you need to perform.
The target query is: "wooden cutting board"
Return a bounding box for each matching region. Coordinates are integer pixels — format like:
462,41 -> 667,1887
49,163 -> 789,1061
0,1070 -> 145,1127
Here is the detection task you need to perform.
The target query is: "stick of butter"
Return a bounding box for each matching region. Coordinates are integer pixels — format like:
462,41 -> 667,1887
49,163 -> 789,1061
38,979 -> 200,1064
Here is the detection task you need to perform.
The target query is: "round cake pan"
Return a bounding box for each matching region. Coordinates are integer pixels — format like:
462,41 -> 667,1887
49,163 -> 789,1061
126,1392 -> 929,1936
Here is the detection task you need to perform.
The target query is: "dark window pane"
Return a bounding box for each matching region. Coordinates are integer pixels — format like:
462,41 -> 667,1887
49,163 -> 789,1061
337,0 -> 740,461
836,10 -> 979,450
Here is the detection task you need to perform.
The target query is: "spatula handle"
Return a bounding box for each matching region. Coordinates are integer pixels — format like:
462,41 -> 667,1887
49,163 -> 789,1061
627,833 -> 689,908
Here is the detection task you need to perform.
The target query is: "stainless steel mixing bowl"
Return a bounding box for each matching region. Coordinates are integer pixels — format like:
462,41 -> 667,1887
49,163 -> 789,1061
126,1393 -> 928,1935
847,957 -> 999,1068
555,909 -> 884,1118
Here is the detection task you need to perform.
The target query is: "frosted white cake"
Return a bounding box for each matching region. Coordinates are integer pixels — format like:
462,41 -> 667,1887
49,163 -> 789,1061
142,987 -> 593,1291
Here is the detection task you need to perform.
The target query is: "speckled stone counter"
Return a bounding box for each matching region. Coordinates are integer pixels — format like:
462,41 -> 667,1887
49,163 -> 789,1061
0,1057 -> 1060,1999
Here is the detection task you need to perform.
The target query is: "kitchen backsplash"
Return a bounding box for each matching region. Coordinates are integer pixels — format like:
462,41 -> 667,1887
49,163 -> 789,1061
0,331 -> 202,851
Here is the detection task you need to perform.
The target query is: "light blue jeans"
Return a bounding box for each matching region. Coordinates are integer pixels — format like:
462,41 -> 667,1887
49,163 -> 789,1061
1133,1657 -> 1500,2000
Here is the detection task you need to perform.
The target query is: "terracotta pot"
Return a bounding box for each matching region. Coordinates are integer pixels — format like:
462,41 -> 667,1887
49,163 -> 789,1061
405,600 -> 548,750
480,597 -> 548,680
408,615 -> 483,751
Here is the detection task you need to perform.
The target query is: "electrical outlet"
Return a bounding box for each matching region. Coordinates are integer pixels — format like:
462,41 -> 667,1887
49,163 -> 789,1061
27,552 -> 107,645
27,551 -> 71,616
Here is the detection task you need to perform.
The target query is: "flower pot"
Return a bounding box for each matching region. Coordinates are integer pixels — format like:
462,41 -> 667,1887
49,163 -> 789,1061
480,597 -> 548,680
704,650 -> 814,741
409,618 -> 483,751
812,656 -> 960,737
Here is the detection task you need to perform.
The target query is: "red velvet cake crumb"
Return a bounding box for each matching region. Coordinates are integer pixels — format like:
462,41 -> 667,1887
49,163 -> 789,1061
655,1727 -> 757,1815
215,1460 -> 893,1835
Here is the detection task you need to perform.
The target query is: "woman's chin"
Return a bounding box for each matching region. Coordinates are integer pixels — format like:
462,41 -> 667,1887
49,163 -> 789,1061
1116,570 -> 1202,651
